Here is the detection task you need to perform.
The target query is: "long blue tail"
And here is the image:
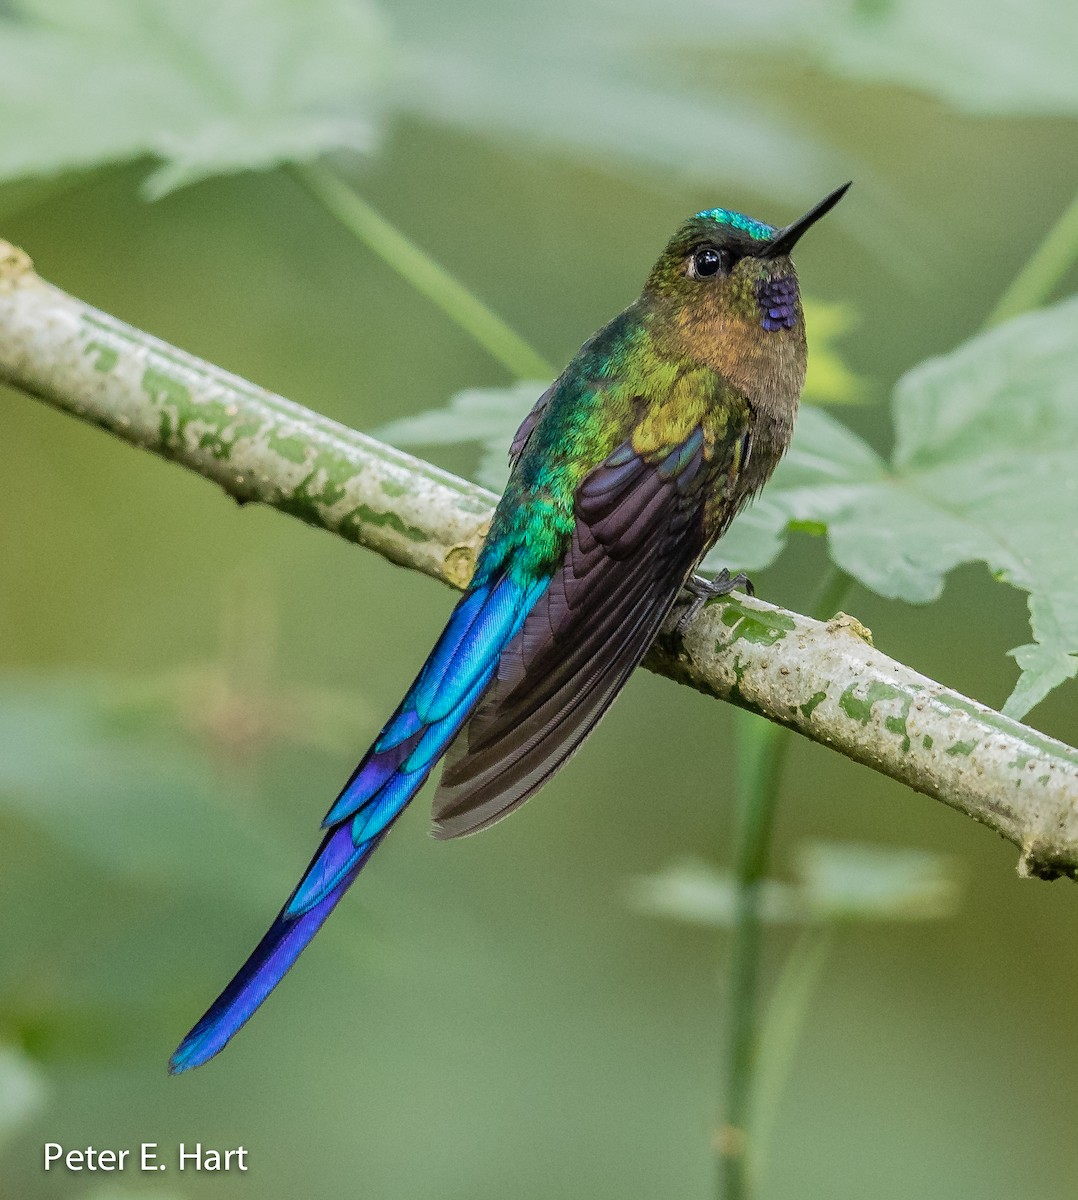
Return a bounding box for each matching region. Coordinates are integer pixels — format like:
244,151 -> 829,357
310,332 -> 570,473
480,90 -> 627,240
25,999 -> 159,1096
169,571 -> 545,1073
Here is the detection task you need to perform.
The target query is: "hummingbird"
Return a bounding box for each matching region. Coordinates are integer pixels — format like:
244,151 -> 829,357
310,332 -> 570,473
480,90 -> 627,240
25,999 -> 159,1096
169,182 -> 849,1074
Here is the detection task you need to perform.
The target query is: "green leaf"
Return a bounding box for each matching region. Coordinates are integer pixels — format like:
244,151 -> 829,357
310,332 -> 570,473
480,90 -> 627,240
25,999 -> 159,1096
800,0 -> 1078,118
0,0 -> 855,208
616,0 -> 1078,119
629,842 -> 960,928
627,860 -> 800,928
706,295 -> 1078,717
796,840 -> 961,922
375,379 -> 548,492
0,0 -> 391,195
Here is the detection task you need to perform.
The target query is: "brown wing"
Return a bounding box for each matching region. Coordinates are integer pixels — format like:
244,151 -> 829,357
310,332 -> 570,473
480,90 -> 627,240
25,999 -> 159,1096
431,428 -> 719,839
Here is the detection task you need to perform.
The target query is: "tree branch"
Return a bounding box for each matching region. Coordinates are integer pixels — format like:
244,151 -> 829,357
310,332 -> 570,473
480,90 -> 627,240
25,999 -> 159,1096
2,238 -> 1076,879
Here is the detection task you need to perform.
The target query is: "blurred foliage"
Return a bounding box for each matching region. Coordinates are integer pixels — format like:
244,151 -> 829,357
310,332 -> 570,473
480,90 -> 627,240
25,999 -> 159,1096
630,841 -> 960,927
128,571 -> 377,766
0,1044 -> 46,1154
393,22 -> 845,204
377,379 -> 548,492
705,0 -> 1078,117
1,0 -> 1077,1198
800,299 -> 861,403
596,0 -> 1078,118
0,0 -> 846,202
0,572 -> 377,891
0,0 -> 391,195
0,674 -> 286,893
795,840 -> 961,921
85,1191 -> 187,1200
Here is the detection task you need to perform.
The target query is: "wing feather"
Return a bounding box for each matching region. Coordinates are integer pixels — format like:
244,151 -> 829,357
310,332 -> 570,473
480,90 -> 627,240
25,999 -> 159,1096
431,429 -> 726,839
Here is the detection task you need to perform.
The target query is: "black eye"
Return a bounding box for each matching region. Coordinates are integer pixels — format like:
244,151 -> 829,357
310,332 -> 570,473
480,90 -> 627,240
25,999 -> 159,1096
691,246 -> 726,278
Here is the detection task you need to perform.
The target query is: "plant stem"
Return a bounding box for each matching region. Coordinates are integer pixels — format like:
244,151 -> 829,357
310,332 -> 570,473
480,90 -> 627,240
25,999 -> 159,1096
748,924 -> 834,1189
292,161 -> 554,381
985,185 -> 1078,326
719,715 -> 792,1200
717,566 -> 851,1200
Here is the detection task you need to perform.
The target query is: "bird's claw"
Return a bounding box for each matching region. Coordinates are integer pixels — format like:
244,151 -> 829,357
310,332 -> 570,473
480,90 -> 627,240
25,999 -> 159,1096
684,567 -> 755,600
675,568 -> 755,634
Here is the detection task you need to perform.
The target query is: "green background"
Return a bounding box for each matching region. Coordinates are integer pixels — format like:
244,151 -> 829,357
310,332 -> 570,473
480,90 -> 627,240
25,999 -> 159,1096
1,1 -> 1077,1197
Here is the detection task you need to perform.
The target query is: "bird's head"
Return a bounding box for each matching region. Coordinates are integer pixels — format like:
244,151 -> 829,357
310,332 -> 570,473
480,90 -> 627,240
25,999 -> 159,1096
642,183 -> 849,410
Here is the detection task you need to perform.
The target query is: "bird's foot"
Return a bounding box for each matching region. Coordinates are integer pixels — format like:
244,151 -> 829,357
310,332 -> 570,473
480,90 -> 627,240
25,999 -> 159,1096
675,569 -> 755,634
